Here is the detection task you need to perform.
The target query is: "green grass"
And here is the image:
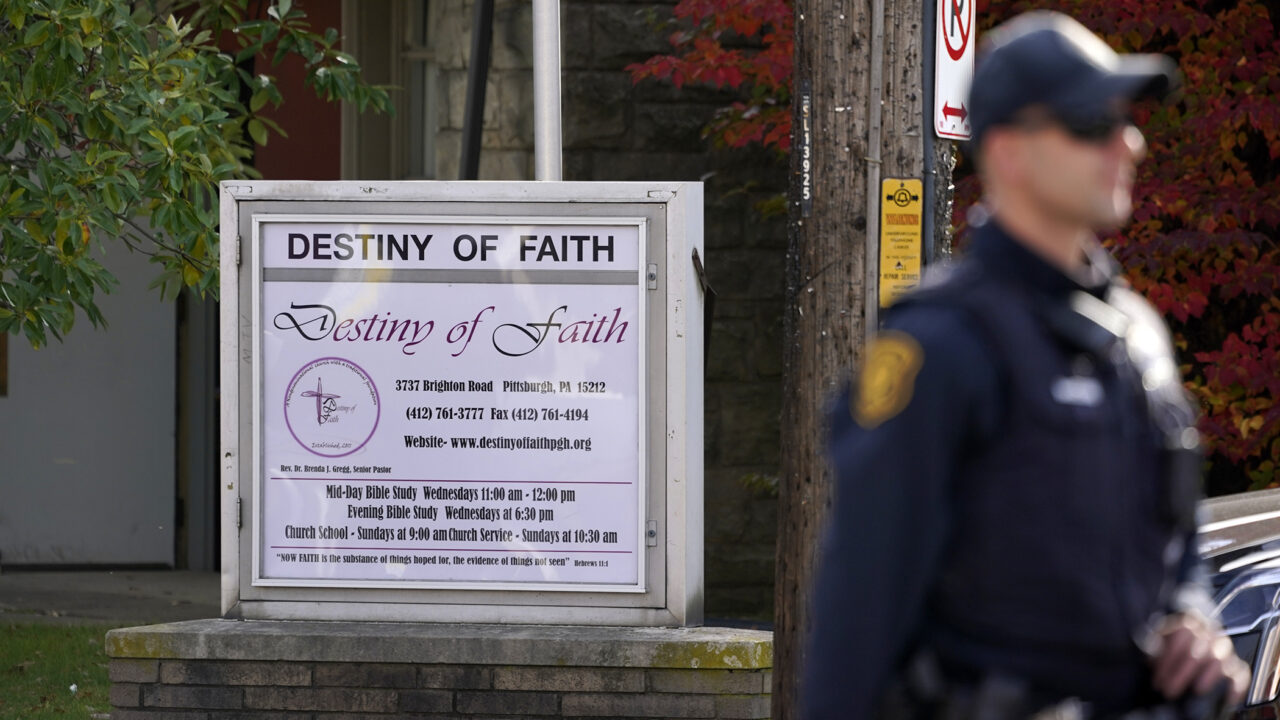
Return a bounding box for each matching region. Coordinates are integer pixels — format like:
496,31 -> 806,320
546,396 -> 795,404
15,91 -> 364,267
0,624 -> 116,720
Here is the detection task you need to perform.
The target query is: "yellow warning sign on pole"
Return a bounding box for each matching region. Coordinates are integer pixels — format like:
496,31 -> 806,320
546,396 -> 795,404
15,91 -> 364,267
878,178 -> 924,308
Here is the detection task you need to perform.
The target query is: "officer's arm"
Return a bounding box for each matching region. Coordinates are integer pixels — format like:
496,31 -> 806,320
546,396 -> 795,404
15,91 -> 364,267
802,307 -> 1001,720
1147,528 -> 1248,704
1170,529 -> 1216,618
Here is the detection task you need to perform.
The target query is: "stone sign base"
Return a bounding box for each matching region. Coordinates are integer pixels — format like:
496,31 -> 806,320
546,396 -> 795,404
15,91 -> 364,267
106,620 -> 772,718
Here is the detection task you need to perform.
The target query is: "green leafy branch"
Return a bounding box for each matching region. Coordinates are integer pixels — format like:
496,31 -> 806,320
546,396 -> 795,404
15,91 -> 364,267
0,0 -> 390,347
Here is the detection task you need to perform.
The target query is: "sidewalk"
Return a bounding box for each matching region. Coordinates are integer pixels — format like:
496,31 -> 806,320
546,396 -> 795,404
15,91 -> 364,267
0,569 -> 220,626
0,569 -> 774,630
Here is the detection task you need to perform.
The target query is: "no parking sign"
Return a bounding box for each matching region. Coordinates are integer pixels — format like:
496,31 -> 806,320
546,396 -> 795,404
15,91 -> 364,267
935,0 -> 975,140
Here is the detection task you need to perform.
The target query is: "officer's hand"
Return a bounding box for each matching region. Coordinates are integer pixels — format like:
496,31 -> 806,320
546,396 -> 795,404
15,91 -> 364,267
1148,612 -> 1250,707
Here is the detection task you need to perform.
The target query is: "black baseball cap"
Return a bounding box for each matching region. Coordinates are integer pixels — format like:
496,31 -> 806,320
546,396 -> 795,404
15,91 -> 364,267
968,11 -> 1180,148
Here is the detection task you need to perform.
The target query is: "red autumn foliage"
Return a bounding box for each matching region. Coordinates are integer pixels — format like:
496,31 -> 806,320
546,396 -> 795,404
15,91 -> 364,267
964,0 -> 1280,492
626,0 -> 793,153
631,0 -> 1280,492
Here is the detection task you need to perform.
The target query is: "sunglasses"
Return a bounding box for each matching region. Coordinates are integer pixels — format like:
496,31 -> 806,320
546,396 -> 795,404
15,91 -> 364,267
1012,107 -> 1135,143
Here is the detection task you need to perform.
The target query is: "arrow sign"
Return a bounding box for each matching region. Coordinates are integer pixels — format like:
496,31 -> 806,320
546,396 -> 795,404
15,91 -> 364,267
934,0 -> 975,140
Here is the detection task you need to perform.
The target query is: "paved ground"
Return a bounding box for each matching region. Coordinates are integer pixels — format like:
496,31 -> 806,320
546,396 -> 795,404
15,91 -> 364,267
0,569 -> 220,626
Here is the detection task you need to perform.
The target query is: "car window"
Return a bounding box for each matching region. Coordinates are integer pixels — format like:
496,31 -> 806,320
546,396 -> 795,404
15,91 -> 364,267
1216,583 -> 1280,706
1231,630 -> 1262,668
1217,583 -> 1280,633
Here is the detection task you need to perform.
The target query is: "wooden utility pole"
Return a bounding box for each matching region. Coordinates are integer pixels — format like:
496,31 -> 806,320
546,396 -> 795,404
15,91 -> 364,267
773,0 -> 936,716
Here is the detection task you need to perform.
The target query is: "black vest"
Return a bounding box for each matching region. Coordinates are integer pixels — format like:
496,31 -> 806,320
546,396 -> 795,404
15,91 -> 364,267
902,251 -> 1202,709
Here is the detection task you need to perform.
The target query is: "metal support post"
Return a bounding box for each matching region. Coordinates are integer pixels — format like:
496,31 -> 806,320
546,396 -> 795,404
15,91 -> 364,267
532,0 -> 563,181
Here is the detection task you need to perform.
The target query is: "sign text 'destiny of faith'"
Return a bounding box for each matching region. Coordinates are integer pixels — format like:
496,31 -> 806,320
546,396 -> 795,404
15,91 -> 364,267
256,217 -> 645,590
262,223 -> 639,271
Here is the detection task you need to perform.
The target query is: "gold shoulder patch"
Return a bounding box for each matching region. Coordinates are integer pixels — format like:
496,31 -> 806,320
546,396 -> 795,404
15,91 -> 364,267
853,330 -> 924,429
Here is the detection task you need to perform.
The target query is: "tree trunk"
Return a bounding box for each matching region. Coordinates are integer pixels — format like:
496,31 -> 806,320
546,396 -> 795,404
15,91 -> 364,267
773,0 -> 931,716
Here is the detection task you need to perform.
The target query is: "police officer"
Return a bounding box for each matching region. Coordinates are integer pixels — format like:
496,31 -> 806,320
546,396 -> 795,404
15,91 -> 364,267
805,11 -> 1250,720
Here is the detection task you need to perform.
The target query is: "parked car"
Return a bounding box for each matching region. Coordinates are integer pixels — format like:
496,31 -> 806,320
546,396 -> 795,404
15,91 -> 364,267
1200,489 -> 1280,718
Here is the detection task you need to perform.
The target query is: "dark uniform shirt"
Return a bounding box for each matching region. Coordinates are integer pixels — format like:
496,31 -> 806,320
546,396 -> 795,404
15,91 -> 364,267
805,220 -> 1209,719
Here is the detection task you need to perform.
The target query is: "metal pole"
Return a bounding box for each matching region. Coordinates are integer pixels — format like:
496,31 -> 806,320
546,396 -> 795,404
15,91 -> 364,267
921,0 -> 937,262
532,0 -> 563,181
461,0 -> 495,180
864,0 -> 886,336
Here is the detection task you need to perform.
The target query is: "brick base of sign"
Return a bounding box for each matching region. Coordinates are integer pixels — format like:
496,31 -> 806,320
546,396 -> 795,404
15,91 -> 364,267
105,620 -> 772,719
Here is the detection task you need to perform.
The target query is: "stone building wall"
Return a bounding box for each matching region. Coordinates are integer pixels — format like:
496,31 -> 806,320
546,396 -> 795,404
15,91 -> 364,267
428,0 -> 785,620
430,0 -> 537,180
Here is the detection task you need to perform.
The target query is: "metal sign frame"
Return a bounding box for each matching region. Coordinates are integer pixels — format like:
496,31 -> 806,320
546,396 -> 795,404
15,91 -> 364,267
219,181 -> 704,626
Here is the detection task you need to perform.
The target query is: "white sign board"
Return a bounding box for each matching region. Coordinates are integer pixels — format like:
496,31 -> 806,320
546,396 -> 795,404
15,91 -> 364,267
254,218 -> 645,590
934,0 -> 975,140
220,181 -> 704,627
